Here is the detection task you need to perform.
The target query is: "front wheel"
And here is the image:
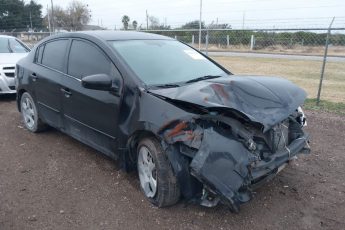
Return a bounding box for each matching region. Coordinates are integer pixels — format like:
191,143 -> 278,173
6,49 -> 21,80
137,137 -> 180,207
20,92 -> 46,133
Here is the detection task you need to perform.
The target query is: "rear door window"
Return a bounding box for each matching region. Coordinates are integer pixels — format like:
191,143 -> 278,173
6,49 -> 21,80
41,39 -> 69,72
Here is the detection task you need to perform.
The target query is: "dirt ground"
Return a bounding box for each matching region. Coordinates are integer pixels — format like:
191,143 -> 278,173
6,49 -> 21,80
1,95 -> 345,230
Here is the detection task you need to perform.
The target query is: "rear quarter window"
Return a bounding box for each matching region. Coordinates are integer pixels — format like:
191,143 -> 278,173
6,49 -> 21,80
35,45 -> 45,64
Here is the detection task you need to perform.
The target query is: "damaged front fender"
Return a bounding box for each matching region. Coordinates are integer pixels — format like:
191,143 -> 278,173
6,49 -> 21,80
157,112 -> 310,212
190,128 -> 253,212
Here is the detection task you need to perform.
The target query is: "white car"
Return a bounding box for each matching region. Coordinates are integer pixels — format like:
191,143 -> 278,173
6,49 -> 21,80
0,35 -> 30,94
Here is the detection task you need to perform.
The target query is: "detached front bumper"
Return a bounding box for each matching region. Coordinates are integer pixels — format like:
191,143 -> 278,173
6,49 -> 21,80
190,128 -> 310,212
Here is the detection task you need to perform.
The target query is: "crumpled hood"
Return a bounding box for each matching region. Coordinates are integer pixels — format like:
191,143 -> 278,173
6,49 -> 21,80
0,53 -> 28,65
149,75 -> 307,131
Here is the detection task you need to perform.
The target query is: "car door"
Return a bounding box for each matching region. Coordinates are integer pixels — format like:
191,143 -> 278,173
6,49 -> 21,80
31,39 -> 69,128
62,39 -> 122,158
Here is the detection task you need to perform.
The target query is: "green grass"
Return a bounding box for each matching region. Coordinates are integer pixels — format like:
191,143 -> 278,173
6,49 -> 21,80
304,98 -> 345,115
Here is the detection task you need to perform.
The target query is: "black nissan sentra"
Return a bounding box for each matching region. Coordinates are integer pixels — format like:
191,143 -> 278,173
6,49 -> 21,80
16,31 -> 310,212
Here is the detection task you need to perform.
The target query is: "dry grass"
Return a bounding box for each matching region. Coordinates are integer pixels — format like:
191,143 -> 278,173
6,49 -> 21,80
212,56 -> 345,103
194,45 -> 345,57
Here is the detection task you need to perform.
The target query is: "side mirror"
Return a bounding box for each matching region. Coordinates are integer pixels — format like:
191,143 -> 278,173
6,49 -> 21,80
81,74 -> 113,91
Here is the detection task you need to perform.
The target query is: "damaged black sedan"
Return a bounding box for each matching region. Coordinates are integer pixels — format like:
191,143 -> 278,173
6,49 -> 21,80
16,31 -> 310,212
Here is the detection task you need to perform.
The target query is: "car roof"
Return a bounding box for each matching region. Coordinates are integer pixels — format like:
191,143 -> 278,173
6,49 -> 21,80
55,30 -> 173,41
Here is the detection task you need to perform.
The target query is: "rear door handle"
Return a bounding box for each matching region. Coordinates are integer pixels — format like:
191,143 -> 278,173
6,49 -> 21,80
61,88 -> 72,98
30,72 -> 38,81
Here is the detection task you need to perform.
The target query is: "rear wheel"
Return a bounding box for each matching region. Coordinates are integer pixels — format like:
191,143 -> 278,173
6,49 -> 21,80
20,92 -> 46,133
137,137 -> 180,207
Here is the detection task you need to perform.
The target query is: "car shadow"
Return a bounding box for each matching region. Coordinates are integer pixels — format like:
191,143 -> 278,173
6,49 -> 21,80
0,94 -> 16,101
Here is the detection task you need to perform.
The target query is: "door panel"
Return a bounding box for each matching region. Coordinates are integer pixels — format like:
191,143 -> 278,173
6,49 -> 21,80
32,39 -> 69,128
62,39 -> 122,158
61,76 -> 120,157
33,66 -> 63,128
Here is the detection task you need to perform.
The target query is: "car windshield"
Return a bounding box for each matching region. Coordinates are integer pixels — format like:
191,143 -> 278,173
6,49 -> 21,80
0,37 -> 29,53
108,40 -> 227,86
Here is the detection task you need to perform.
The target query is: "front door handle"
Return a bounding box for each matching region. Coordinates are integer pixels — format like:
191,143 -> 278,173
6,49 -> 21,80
61,88 -> 72,98
30,72 -> 38,82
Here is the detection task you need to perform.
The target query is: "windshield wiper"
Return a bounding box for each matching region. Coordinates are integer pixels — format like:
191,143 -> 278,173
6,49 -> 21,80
185,75 -> 222,84
152,75 -> 222,88
154,83 -> 181,88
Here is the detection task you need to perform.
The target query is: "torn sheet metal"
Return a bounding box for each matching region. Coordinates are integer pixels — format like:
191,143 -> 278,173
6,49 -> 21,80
156,113 -> 309,212
190,128 -> 253,211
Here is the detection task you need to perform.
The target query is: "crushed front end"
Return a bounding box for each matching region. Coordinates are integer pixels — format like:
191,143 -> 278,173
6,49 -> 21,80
158,108 -> 310,212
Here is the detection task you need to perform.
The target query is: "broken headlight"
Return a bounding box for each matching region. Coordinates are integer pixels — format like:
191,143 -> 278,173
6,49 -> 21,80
297,106 -> 307,127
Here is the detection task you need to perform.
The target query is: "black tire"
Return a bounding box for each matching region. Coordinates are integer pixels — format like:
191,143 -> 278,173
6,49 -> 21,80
137,137 -> 180,207
20,92 -> 46,133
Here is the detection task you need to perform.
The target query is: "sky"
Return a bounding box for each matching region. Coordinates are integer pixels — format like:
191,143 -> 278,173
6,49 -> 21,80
34,0 -> 345,30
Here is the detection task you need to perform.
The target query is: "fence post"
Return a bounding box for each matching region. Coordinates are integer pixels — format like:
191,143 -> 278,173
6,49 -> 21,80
205,30 -> 209,56
226,35 -> 230,47
192,35 -> 194,45
316,17 -> 335,106
250,35 -> 255,50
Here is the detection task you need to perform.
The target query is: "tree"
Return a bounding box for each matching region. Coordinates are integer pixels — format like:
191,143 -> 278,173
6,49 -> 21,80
148,16 -> 159,29
44,1 -> 91,31
122,15 -> 130,30
0,0 -> 43,31
47,5 -> 69,30
24,0 -> 43,31
208,23 -> 231,29
148,16 -> 170,29
67,0 -> 91,31
132,20 -> 138,30
180,20 -> 205,29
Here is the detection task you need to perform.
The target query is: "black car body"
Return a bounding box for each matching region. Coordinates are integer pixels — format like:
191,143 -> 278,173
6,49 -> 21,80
16,31 -> 310,212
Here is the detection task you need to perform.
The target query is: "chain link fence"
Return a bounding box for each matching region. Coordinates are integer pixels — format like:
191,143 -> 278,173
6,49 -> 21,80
0,32 -> 51,47
144,28 -> 345,57
1,28 -> 344,103
2,28 -> 345,56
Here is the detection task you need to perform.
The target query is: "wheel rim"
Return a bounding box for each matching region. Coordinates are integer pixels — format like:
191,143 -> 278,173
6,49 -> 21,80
137,146 -> 157,198
21,96 -> 36,129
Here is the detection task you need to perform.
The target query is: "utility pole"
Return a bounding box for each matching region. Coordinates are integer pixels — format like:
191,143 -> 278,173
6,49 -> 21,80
47,4 -> 51,34
29,11 -> 33,31
50,0 -> 55,32
146,10 -> 149,30
199,0 -> 202,50
242,12 -> 245,30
